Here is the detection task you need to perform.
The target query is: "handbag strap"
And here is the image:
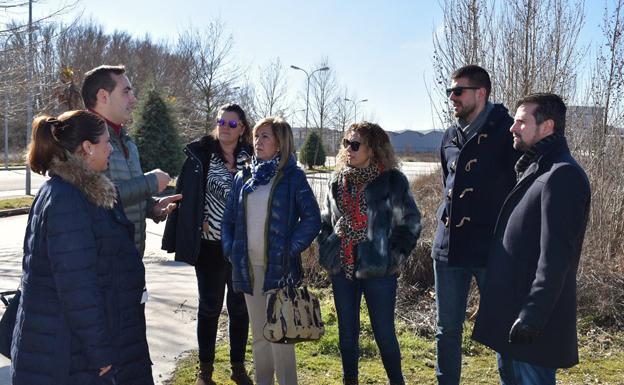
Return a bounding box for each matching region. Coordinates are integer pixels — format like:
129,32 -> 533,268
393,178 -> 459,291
279,170 -> 299,287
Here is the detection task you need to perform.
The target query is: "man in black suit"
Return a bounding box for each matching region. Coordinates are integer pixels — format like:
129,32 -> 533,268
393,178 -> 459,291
472,93 -> 591,385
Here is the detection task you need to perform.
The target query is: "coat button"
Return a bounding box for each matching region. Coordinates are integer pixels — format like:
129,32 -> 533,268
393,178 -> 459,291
447,188 -> 453,199
477,133 -> 488,144
465,159 -> 478,172
456,217 -> 471,227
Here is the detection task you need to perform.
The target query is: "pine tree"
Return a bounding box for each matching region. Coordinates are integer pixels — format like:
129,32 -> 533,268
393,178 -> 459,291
300,130 -> 326,168
131,88 -> 183,177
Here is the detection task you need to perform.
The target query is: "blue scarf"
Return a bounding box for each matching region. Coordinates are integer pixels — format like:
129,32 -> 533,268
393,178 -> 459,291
242,155 -> 280,193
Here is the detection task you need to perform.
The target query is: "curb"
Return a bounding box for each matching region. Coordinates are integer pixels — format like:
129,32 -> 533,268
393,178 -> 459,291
0,207 -> 30,217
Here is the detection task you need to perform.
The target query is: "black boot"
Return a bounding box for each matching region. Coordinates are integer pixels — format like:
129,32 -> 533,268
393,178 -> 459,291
195,361 -> 216,385
230,362 -> 253,385
343,378 -> 358,385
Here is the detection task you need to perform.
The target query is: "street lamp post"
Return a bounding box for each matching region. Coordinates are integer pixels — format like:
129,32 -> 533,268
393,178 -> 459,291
345,98 -> 368,123
290,65 -> 329,138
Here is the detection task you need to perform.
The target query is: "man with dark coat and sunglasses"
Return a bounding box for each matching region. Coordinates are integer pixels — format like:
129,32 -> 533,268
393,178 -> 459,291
472,93 -> 590,384
432,65 -> 521,385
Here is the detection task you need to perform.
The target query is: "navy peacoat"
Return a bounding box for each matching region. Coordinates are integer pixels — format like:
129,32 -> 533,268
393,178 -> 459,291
432,104 -> 520,267
472,137 -> 591,368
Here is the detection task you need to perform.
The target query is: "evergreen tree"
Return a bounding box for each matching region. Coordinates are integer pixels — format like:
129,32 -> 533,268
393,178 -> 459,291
131,88 -> 183,177
299,130 -> 326,168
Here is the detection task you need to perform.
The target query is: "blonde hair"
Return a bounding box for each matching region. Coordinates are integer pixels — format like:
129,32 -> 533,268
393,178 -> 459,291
336,121 -> 399,172
253,116 -> 295,169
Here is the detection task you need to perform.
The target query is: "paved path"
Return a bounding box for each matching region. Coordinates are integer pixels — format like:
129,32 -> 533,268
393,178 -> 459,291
0,216 -> 198,385
0,169 -> 46,198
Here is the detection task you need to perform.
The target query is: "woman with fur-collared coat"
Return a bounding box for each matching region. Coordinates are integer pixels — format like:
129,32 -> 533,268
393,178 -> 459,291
11,111 -> 153,385
317,122 -> 422,385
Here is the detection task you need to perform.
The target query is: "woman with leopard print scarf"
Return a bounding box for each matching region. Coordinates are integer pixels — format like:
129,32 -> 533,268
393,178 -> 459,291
317,122 -> 422,385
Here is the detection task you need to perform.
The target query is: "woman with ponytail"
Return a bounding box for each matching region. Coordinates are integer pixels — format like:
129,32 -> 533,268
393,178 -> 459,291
317,122 -> 422,385
11,110 -> 153,385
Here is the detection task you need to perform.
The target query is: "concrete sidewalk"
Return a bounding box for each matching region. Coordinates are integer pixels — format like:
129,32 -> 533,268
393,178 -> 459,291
0,216 -> 200,384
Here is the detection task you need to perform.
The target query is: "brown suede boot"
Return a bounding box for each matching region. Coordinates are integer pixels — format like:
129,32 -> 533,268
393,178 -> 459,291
195,361 -> 216,385
230,362 -> 253,385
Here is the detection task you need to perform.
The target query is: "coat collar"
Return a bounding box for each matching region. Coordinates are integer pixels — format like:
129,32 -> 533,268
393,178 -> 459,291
48,154 -> 117,209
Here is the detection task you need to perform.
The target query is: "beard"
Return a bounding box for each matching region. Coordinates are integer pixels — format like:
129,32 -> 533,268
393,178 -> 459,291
454,101 -> 476,120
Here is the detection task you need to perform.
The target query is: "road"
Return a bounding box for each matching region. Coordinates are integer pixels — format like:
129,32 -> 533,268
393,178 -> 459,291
0,168 -> 47,198
0,217 -> 198,385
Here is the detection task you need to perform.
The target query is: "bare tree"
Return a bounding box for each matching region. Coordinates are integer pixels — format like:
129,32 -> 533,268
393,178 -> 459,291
431,0 -> 584,126
176,21 -> 240,137
255,57 -> 289,118
310,57 -> 337,135
569,0 -> 624,326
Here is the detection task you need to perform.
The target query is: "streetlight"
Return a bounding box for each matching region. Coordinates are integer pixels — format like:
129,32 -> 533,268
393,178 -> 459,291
290,65 -> 330,138
345,98 -> 368,123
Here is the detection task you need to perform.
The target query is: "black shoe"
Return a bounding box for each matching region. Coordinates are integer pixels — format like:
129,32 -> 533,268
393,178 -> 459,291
231,362 -> 253,385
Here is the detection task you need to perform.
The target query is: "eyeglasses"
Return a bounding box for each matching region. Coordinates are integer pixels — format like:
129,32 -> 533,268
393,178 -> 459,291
217,118 -> 239,128
342,138 -> 361,151
446,86 -> 481,97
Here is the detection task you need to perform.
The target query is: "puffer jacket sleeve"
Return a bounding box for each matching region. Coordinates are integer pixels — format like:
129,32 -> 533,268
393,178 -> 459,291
290,170 -> 321,255
222,172 -> 242,261
115,173 -> 159,208
46,187 -> 114,370
388,171 -> 422,268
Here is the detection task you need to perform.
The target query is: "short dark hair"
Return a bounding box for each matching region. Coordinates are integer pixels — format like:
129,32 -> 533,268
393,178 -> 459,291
452,65 -> 492,99
28,110 -> 107,175
81,65 -> 126,109
516,93 -> 567,135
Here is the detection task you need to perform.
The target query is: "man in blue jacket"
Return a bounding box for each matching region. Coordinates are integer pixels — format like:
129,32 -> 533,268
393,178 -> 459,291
432,65 -> 520,384
472,93 -> 590,384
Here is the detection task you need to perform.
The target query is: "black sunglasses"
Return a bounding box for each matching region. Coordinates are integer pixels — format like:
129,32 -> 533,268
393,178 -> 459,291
446,86 -> 481,97
217,118 -> 239,128
342,138 -> 361,151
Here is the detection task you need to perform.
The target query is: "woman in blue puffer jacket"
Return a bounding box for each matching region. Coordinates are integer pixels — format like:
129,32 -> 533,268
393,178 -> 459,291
222,116 -> 321,385
11,110 -> 153,385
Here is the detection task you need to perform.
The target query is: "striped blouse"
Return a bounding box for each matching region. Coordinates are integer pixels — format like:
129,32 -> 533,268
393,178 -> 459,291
202,150 -> 249,241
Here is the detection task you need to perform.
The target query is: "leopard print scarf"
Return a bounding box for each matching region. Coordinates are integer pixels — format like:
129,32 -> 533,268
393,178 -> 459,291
336,161 -> 380,279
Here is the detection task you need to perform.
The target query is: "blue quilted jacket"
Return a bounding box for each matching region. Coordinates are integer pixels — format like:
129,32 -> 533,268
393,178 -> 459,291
10,157 -> 153,385
222,155 -> 321,294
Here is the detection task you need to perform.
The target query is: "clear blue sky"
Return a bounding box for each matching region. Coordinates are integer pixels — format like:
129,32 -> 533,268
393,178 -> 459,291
29,0 -> 605,131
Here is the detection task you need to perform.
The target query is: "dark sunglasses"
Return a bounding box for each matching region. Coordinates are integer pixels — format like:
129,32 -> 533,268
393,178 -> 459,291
446,86 -> 480,97
342,138 -> 361,151
217,118 -> 239,128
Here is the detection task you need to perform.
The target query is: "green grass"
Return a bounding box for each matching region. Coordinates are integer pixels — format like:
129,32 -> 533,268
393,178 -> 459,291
168,289 -> 624,385
0,196 -> 34,210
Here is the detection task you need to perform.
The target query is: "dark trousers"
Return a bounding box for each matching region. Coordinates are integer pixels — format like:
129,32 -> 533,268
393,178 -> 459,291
330,272 -> 404,384
195,239 -> 249,364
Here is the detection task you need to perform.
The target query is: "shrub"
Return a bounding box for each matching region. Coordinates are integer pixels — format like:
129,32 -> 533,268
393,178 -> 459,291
131,88 -> 184,177
300,130 -> 326,168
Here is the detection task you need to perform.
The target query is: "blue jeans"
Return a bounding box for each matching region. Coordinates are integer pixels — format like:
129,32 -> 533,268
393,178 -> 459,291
497,354 -> 556,385
434,259 -> 486,385
331,273 -> 404,384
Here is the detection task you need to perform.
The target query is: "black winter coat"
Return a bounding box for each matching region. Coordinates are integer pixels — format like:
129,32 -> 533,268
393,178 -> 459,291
11,156 -> 153,385
472,137 -> 590,368
432,104 -> 520,267
161,135 -> 251,265
317,169 -> 422,278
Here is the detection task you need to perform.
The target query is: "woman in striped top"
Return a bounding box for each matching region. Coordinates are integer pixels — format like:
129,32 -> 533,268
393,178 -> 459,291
162,103 -> 253,385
